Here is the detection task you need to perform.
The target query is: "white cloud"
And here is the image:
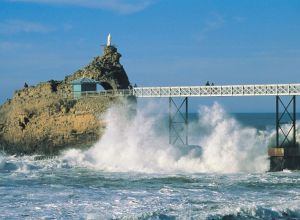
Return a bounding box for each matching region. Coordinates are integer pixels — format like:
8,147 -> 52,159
194,13 -> 226,42
0,20 -> 52,34
232,16 -> 246,23
197,13 -> 225,41
9,0 -> 156,14
0,41 -> 32,50
204,14 -> 225,32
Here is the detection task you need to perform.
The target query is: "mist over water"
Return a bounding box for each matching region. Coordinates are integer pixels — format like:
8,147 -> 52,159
63,101 -> 269,173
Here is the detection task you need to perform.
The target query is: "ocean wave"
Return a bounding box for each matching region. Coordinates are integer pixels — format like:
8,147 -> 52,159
207,206 -> 300,220
0,157 -> 300,219
0,155 -> 66,175
0,154 -> 5,170
62,102 -> 269,174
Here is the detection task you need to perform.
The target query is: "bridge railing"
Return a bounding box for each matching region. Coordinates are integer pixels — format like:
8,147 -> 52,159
132,84 -> 300,97
70,83 -> 300,98
72,89 -> 133,98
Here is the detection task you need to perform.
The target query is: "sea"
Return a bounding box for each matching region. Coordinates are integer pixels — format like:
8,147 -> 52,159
1,103 -> 300,219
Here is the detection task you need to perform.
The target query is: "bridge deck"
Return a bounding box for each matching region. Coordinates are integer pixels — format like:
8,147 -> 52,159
133,84 -> 300,97
76,83 -> 300,98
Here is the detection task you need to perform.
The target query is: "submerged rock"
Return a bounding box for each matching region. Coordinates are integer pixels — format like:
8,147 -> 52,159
0,46 -> 131,155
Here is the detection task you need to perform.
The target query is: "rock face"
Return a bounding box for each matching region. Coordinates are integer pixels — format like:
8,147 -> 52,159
0,46 -> 131,155
65,46 -> 130,90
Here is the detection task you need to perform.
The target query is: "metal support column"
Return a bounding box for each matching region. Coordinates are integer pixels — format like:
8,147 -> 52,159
276,96 -> 279,147
169,97 -> 189,146
275,96 -> 297,148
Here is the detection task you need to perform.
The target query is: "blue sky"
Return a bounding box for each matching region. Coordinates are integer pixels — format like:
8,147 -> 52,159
1,0 -> 300,112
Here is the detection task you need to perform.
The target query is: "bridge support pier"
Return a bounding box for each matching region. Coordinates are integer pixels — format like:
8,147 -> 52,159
269,95 -> 300,171
169,97 -> 188,146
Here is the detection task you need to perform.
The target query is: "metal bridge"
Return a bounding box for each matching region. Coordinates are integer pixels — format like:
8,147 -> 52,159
132,83 -> 300,97
80,83 -> 300,97
75,83 -> 300,171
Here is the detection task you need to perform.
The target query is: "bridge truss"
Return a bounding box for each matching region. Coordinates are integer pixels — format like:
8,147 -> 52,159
74,83 -> 300,98
169,97 -> 188,146
276,96 -> 297,148
133,84 -> 300,97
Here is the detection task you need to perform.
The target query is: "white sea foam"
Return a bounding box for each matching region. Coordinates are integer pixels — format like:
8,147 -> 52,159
0,154 -> 5,170
191,103 -> 269,172
63,101 -> 270,173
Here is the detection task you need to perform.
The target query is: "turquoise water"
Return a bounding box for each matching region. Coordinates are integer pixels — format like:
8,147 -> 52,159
1,105 -> 300,219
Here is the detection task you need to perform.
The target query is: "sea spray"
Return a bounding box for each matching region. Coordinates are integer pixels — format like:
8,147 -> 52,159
0,154 -> 5,170
191,103 -> 269,172
63,102 -> 270,173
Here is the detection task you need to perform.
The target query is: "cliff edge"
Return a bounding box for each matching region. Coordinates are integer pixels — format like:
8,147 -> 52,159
0,45 -> 131,155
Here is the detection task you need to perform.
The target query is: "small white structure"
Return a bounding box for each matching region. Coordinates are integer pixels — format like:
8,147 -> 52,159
107,33 -> 112,46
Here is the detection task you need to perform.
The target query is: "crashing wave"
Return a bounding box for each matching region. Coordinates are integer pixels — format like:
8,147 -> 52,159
62,102 -> 270,173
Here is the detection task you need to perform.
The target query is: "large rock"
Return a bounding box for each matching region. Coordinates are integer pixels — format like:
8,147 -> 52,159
0,46 -> 131,155
65,45 -> 130,90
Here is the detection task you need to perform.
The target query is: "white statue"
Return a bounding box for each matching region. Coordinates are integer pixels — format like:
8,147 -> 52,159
107,33 -> 111,46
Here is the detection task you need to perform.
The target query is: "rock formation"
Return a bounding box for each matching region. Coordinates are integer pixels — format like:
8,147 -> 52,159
0,46 -> 131,155
65,46 -> 130,90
